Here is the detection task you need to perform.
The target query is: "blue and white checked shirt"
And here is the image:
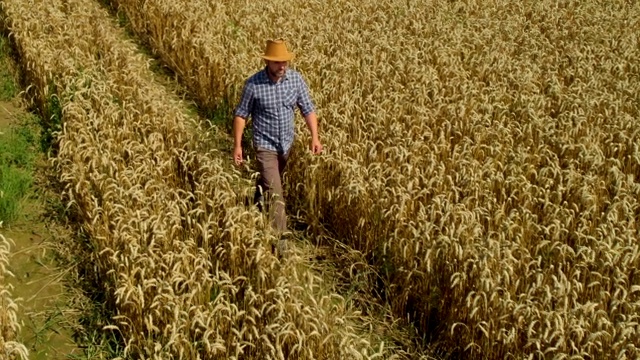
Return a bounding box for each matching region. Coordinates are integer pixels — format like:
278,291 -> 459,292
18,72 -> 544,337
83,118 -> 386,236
234,68 -> 315,154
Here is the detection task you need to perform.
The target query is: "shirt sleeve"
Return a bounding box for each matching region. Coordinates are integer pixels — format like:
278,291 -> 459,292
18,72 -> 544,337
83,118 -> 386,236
296,77 -> 315,117
234,81 -> 254,119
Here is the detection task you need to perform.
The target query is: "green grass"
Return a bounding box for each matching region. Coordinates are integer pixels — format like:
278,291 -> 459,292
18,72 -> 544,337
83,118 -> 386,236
0,32 -> 36,224
0,37 -> 17,100
40,91 -> 62,153
0,118 -> 38,224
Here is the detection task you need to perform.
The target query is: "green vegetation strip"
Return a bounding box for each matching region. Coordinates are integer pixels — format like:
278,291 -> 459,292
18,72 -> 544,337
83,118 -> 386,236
0,119 -> 37,224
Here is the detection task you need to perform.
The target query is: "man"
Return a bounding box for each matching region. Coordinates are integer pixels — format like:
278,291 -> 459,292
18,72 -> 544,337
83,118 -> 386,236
232,39 -> 322,253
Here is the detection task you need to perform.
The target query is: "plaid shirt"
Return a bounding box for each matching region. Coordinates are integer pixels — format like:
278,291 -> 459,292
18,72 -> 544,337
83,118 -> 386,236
234,68 -> 315,153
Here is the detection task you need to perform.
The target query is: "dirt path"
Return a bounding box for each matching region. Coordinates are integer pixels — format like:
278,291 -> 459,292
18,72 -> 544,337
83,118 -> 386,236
0,101 -> 21,128
4,207 -> 78,359
0,70 -> 90,359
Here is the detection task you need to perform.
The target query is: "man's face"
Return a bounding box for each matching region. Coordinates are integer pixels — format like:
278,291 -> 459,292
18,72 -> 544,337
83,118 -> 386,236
266,60 -> 288,79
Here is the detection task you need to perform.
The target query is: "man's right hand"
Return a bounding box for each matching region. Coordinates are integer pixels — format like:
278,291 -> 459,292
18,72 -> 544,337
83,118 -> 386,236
233,146 -> 243,166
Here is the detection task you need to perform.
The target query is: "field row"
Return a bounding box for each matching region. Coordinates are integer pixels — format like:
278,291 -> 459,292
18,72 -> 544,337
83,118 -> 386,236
0,0 -> 405,358
107,0 -> 640,357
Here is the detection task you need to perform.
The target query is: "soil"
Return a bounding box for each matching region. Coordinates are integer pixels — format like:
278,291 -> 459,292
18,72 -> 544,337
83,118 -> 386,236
0,100 -> 21,128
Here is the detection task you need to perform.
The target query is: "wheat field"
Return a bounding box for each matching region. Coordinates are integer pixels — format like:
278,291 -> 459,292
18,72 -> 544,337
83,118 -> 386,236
1,0 -> 639,358
103,0 -> 640,358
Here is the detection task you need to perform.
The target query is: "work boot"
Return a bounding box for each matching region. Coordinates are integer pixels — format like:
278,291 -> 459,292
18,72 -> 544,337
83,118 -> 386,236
253,191 -> 264,212
275,231 -> 292,258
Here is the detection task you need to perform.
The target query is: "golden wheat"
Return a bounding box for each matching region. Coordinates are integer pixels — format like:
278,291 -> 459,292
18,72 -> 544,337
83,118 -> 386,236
104,0 -> 640,357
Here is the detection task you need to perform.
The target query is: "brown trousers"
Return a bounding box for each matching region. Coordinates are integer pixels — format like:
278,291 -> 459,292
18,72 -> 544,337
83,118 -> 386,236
254,148 -> 289,232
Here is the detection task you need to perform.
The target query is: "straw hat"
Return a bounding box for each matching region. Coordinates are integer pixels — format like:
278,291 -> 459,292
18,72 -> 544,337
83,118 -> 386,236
261,39 -> 295,62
